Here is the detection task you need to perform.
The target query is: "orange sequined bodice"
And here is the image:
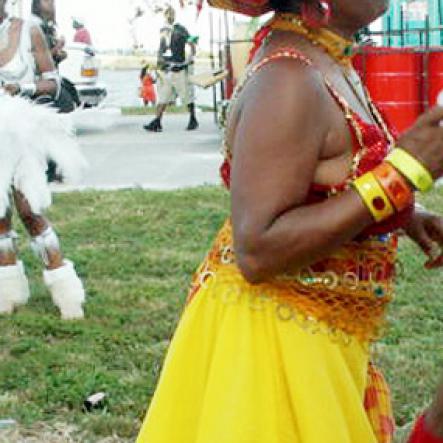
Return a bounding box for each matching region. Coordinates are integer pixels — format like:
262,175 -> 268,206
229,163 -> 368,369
186,47 -> 408,344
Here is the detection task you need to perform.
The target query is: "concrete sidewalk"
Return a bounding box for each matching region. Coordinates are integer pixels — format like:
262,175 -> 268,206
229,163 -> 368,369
55,111 -> 223,192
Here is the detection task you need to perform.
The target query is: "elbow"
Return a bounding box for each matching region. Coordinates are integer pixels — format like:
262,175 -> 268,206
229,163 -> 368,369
236,251 -> 267,284
234,225 -> 269,284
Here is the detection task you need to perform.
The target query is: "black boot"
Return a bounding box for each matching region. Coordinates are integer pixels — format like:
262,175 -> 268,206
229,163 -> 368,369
187,116 -> 199,131
186,104 -> 199,131
46,160 -> 63,183
144,117 -> 163,132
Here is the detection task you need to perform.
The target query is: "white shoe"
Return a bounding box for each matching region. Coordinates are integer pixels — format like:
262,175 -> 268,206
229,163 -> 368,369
44,260 -> 85,320
0,261 -> 30,314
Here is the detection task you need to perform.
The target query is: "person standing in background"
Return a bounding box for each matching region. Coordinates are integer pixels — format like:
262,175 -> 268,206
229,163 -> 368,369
31,0 -> 66,66
32,0 -> 80,183
144,5 -> 198,132
32,0 -> 80,114
0,0 -> 87,319
72,18 -> 92,46
186,34 -> 199,107
139,64 -> 157,107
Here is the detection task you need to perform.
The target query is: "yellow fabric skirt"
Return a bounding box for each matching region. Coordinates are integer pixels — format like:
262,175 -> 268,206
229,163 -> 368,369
136,267 -> 393,443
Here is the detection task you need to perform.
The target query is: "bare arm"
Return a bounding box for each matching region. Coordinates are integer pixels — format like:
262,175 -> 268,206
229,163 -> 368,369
158,35 -> 169,66
30,25 -> 57,96
187,42 -> 196,58
231,60 -> 373,283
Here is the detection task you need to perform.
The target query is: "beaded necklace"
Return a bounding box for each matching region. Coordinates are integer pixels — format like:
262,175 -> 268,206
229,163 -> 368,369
271,13 -> 355,67
269,13 -> 395,147
222,14 -> 395,191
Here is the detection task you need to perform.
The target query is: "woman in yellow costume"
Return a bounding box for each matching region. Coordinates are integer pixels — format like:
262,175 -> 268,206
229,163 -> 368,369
137,0 -> 443,442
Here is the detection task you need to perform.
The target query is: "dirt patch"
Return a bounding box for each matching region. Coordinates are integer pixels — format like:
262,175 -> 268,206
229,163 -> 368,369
0,422 -> 132,443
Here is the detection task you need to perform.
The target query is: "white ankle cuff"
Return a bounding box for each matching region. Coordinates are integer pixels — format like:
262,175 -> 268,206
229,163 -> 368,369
44,260 -> 85,320
0,260 -> 30,312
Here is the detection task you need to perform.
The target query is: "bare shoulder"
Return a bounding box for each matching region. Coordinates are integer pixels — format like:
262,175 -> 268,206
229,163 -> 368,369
29,23 -> 48,49
244,32 -> 329,108
227,36 -> 331,153
9,18 -> 23,33
29,22 -> 45,39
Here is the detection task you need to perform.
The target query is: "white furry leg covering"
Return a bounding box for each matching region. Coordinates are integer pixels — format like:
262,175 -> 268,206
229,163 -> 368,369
0,261 -> 30,314
43,260 -> 85,320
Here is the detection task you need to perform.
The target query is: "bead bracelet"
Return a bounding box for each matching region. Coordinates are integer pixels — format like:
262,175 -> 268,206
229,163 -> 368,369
386,148 -> 434,193
353,172 -> 395,222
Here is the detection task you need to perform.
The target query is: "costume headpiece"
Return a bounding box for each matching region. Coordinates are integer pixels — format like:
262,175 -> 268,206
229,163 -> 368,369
207,0 -> 270,16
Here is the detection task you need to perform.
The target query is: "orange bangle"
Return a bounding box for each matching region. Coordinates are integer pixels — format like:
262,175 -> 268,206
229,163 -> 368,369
372,162 -> 414,212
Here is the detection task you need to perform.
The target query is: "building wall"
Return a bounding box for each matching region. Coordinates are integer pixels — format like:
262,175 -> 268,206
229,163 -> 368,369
383,0 -> 443,46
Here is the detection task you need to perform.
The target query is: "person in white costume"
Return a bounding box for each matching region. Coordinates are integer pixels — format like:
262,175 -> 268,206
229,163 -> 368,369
0,0 -> 87,320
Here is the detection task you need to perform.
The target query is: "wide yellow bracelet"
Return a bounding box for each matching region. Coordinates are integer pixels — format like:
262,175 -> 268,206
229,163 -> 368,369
353,172 -> 395,222
386,148 -> 434,193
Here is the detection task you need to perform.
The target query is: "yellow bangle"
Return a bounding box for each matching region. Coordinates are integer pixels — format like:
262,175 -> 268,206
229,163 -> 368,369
353,172 -> 395,222
386,148 -> 434,193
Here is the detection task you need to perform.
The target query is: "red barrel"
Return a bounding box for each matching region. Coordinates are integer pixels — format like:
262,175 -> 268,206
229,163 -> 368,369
428,50 -> 443,107
358,47 -> 424,134
352,53 -> 365,81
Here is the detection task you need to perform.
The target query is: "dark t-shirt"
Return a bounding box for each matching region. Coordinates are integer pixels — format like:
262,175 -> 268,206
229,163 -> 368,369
159,23 -> 190,67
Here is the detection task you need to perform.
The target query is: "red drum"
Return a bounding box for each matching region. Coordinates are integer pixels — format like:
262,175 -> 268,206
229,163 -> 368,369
352,53 -> 365,81
427,50 -> 443,107
354,47 -> 424,134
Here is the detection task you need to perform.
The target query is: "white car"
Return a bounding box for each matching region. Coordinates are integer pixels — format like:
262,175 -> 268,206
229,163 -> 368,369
59,43 -> 107,107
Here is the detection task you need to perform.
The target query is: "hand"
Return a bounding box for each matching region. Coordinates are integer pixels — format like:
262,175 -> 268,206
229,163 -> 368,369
3,83 -> 20,96
56,36 -> 66,49
405,208 -> 443,268
426,380 -> 443,438
54,49 -> 67,63
397,106 -> 443,180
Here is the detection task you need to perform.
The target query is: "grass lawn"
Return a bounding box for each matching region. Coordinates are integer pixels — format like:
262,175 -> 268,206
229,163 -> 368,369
0,186 -> 442,442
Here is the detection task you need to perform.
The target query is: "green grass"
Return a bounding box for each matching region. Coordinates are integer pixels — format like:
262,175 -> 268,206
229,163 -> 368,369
0,186 -> 442,442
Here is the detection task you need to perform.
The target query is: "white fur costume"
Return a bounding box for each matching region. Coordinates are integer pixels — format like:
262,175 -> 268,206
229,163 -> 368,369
0,17 -> 87,217
0,18 -> 87,319
0,94 -> 87,319
0,94 -> 87,218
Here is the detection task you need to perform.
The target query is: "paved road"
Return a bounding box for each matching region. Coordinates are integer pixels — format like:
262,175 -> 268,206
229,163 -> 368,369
55,111 -> 223,192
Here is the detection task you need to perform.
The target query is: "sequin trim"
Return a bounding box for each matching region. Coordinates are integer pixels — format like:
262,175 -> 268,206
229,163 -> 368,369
187,219 -> 397,344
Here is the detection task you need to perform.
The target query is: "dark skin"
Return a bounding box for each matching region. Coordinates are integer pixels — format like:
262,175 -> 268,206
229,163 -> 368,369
37,0 -> 55,21
426,380 -> 443,437
229,0 -> 443,283
0,0 -> 63,270
34,0 -> 67,63
0,17 -> 57,96
229,0 -> 443,437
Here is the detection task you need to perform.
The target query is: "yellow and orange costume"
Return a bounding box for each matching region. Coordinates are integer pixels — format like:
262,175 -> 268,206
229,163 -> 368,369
136,14 -> 420,443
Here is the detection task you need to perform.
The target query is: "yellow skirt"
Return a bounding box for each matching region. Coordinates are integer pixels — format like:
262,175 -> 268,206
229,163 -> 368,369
137,269 -> 394,443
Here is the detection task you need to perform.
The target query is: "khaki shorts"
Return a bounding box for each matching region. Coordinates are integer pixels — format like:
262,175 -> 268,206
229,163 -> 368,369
157,69 -> 191,106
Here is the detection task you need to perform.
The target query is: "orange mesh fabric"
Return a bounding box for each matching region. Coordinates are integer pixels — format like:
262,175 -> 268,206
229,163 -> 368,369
365,363 -> 395,443
187,219 -> 397,343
